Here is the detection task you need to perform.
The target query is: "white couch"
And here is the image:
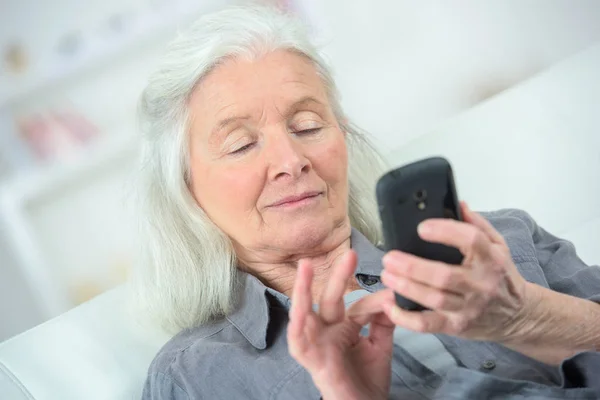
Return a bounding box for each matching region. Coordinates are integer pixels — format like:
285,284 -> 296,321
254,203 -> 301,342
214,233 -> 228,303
1,43 -> 599,400
0,287 -> 171,400
389,43 -> 600,266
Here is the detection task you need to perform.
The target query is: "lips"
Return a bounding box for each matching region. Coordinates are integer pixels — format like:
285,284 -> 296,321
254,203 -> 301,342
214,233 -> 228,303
268,191 -> 322,207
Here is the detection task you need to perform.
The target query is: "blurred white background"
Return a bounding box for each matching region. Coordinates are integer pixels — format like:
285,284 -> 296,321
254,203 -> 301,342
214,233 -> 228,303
1,0 -> 600,342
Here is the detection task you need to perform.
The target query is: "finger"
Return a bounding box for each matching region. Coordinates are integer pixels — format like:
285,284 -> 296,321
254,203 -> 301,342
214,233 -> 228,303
383,251 -> 469,294
383,303 -> 447,333
380,270 -> 465,312
346,288 -> 395,326
368,312 -> 395,356
461,201 -> 505,245
319,250 -> 357,324
290,314 -> 323,370
304,312 -> 322,347
417,218 -> 493,259
347,291 -> 395,356
288,260 -> 315,356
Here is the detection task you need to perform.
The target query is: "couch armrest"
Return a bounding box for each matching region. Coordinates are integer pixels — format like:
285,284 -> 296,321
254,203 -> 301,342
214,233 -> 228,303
0,360 -> 35,400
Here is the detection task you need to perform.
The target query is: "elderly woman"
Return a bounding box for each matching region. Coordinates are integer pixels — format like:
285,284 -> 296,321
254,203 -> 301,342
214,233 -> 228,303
135,5 -> 600,400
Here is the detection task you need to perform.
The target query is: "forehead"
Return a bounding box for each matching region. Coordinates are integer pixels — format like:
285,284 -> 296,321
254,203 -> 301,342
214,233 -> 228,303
188,50 -> 328,119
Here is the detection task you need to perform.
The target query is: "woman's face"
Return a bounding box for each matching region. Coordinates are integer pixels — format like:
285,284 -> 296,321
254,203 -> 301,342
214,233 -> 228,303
188,50 -> 349,258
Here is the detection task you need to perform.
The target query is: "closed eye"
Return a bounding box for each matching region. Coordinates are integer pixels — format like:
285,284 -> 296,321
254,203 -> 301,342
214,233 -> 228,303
294,128 -> 322,136
231,142 -> 255,155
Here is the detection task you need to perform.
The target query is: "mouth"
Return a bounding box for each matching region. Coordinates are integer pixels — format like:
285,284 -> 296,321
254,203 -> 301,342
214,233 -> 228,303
268,191 -> 323,208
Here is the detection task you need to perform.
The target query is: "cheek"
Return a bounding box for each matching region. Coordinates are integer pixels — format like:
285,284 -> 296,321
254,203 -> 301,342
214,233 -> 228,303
191,163 -> 263,220
312,134 -> 348,194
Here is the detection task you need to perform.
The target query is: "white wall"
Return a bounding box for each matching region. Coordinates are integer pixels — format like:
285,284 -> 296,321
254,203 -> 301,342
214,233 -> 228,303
0,0 -> 230,340
315,0 -> 600,150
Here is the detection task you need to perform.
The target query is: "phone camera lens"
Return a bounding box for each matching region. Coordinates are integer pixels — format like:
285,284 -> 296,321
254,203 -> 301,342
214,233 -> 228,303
414,189 -> 427,202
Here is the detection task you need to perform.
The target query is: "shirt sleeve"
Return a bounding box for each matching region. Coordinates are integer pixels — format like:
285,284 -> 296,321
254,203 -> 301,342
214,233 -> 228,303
515,210 -> 600,391
141,371 -> 190,400
560,352 -> 600,391
518,210 -> 600,303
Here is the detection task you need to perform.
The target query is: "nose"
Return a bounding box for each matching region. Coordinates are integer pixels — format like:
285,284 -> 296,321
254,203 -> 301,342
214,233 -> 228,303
266,132 -> 310,181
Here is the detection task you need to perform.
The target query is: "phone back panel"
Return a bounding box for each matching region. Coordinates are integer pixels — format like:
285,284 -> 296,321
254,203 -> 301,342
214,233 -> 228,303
376,157 -> 463,310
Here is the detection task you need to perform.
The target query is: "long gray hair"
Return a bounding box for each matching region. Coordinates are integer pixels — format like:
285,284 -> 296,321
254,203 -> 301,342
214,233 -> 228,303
130,4 -> 387,333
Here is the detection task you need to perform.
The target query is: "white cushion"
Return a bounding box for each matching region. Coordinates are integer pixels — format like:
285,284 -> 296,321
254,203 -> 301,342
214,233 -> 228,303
560,216 -> 600,266
0,286 -> 172,400
386,43 -> 600,264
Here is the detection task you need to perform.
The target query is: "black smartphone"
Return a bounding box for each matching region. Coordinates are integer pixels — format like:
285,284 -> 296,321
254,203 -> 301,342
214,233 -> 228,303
376,156 -> 464,311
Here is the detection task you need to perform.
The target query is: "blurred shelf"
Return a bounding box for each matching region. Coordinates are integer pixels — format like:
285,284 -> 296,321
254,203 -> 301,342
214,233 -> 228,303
0,0 -> 230,109
0,124 -> 139,319
0,0 -> 235,322
0,130 -> 137,207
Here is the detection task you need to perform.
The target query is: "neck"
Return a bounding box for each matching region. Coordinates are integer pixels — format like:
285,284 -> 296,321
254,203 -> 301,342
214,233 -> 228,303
236,223 -> 361,301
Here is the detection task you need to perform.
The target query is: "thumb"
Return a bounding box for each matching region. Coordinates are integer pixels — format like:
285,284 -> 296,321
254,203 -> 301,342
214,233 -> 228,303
461,201 -> 505,245
368,312 -> 395,354
346,289 -> 395,326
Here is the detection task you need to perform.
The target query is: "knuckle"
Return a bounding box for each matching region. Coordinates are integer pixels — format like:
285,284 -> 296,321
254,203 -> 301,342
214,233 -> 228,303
437,269 -> 455,288
482,282 -> 500,299
414,318 -> 430,332
453,316 -> 470,333
462,306 -> 480,322
431,293 -> 448,309
402,259 -> 415,275
288,341 -> 303,358
393,276 -> 407,291
468,308 -> 483,321
320,297 -> 338,308
489,246 -> 509,265
474,230 -> 487,247
467,230 -> 480,249
457,319 -> 470,333
498,235 -> 508,247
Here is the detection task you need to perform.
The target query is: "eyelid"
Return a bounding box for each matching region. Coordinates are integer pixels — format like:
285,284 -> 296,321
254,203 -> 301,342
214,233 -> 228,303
294,128 -> 321,136
290,118 -> 323,132
230,142 -> 255,155
224,131 -> 254,154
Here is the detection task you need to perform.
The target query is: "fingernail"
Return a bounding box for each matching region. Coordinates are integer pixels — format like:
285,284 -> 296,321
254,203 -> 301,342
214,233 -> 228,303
381,269 -> 396,285
417,221 -> 431,236
382,253 -> 393,265
383,302 -> 393,314
383,302 -> 398,319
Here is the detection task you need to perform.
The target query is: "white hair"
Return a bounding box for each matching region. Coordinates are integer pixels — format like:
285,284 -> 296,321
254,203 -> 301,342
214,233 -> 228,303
130,4 -> 388,333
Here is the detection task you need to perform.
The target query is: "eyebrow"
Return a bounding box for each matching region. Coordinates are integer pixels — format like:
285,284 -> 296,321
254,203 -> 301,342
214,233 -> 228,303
283,96 -> 325,118
211,96 -> 325,137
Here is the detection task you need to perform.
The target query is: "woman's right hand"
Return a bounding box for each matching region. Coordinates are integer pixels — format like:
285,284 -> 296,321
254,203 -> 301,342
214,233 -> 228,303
287,250 -> 396,400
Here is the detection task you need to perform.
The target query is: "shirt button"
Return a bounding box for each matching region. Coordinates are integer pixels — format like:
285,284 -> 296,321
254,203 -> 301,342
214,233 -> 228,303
362,276 -> 379,286
481,360 -> 496,370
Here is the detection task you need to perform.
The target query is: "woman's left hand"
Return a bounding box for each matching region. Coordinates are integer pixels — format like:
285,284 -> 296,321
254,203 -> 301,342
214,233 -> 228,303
380,202 -> 532,343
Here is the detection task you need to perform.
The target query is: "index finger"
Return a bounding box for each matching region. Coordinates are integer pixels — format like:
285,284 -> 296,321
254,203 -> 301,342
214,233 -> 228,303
461,201 -> 506,245
319,250 -> 358,324
346,288 -> 395,326
288,259 -> 314,345
418,218 -> 493,259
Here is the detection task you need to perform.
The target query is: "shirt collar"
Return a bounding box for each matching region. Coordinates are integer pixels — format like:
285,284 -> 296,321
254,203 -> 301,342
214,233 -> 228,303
227,227 -> 385,349
226,272 -> 271,349
351,227 -> 386,279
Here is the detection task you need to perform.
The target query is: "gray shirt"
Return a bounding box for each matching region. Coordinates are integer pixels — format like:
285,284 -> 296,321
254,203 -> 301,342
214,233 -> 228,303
342,289 -> 458,376
142,209 -> 600,399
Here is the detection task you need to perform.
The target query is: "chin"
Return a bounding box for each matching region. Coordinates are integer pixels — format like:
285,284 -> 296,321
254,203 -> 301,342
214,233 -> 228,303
275,216 -> 349,251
